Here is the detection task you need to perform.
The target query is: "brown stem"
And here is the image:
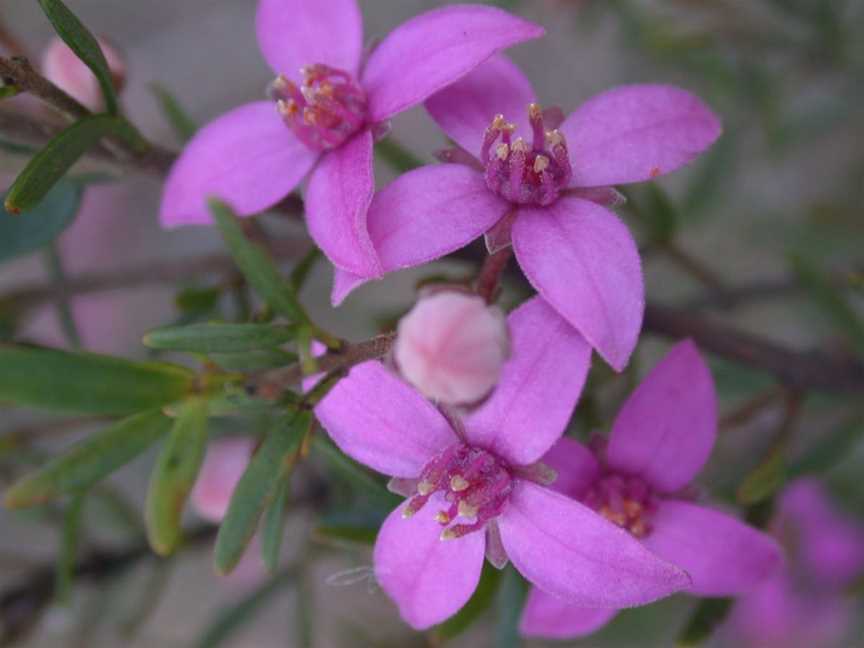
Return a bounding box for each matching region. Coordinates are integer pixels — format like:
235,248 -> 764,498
0,57 -> 88,118
475,246 -> 513,303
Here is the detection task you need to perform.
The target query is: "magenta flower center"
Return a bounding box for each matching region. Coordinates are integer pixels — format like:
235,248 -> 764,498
403,442 -> 513,540
269,64 -> 367,151
582,473 -> 657,539
481,103 -> 572,207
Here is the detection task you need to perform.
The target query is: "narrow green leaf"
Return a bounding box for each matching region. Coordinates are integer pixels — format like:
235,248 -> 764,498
150,83 -> 197,142
261,473 -> 290,574
0,179 -> 82,264
4,115 -> 142,214
175,286 -> 221,315
0,344 -> 195,414
677,597 -> 732,646
311,435 -> 396,504
434,562 -> 501,640
737,447 -> 787,506
495,566 -> 528,648
210,348 -> 298,371
143,323 -> 297,354
209,199 -> 306,323
314,523 -> 378,546
789,417 -> 864,477
214,412 -> 310,574
0,84 -> 21,100
145,399 -> 209,555
36,0 -> 119,114
5,410 -> 172,508
375,138 -> 425,172
56,492 -> 87,604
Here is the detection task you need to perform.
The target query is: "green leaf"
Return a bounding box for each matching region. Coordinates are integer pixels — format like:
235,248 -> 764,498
150,83 -> 197,142
4,115 -> 142,214
36,0 -> 119,114
145,398 -> 209,555
434,562 -> 501,640
209,199 -> 306,323
175,286 -> 221,315
375,138 -> 425,173
677,597 -> 732,646
214,412 -> 310,574
210,348 -> 298,371
5,410 -> 172,508
311,435 -> 397,505
789,417 -> 864,477
0,344 -> 195,414
56,492 -> 87,604
143,322 -> 298,354
737,447 -> 787,506
261,473 -> 290,574
0,179 -> 82,264
624,183 -> 679,245
495,566 -> 528,648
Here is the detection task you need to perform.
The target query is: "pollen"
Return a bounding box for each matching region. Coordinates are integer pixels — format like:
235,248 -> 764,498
533,155 -> 549,173
450,475 -> 470,492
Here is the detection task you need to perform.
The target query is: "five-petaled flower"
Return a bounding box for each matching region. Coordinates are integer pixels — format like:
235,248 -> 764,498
314,297 -> 691,629
519,340 -> 782,639
159,0 -> 544,281
332,55 -> 721,370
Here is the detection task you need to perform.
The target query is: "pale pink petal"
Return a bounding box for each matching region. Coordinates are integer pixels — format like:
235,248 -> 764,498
464,297 -> 590,466
541,437 -> 600,499
191,438 -> 255,522
256,0 -> 363,80
362,6 -> 544,122
512,197 -> 643,371
374,496 -> 485,630
314,361 -> 456,478
425,54 -> 536,157
159,102 -> 318,227
560,84 -> 721,187
520,587 -> 617,639
498,481 -> 690,607
304,130 -> 379,275
606,340 -> 717,493
643,500 -> 783,596
330,267 -> 366,306
42,35 -> 125,112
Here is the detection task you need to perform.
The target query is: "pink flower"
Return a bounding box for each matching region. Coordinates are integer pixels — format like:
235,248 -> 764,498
159,0 -> 544,280
42,35 -> 126,112
333,56 -> 721,370
519,340 -> 783,640
724,479 -> 864,648
394,291 -> 510,405
314,297 -> 690,629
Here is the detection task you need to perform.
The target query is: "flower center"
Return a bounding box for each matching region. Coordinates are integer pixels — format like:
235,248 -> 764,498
481,103 -> 572,206
403,443 -> 513,541
582,473 -> 657,539
269,64 -> 367,151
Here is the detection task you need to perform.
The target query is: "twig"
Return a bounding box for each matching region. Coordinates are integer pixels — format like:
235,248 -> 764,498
0,57 -> 88,119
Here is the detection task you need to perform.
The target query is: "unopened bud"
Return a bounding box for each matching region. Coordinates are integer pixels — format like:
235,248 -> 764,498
190,438 -> 254,523
41,35 -> 126,111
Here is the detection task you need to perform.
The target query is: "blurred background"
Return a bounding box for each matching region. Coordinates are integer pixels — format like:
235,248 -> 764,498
1,0 -> 862,646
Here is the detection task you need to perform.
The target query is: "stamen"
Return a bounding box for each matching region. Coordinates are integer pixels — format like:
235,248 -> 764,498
583,473 -> 657,539
450,475 -> 470,492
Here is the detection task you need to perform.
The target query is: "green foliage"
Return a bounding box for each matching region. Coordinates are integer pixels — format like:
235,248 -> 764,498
56,492 -> 87,604
150,83 -> 197,142
789,416 -> 864,477
143,322 -> 298,354
737,446 -> 787,505
210,348 -> 298,371
0,345 -> 195,414
677,598 -> 733,646
495,567 -> 528,648
261,472 -> 291,574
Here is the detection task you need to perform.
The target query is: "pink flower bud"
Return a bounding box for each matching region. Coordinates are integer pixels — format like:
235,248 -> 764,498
394,291 -> 510,405
41,35 -> 126,111
191,437 -> 254,523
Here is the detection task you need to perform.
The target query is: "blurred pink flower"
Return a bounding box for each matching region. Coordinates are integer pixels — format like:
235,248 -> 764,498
394,291 -> 510,405
314,297 -> 690,629
724,479 -> 864,648
334,55 -> 721,370
519,340 -> 782,640
42,35 -> 126,111
160,0 -> 544,281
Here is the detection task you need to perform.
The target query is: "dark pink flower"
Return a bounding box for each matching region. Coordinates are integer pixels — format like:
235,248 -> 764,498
160,0 -> 543,279
314,298 -> 690,629
724,479 -> 864,648
519,340 -> 783,640
334,56 -> 721,370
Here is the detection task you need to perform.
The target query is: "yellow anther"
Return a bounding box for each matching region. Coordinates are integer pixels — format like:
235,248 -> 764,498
276,99 -> 292,117
622,500 -> 643,518
435,510 -> 451,524
417,479 -> 434,496
630,520 -> 648,538
458,501 -> 479,519
440,528 -> 457,541
491,114 -> 507,129
495,143 -> 510,160
546,129 -> 563,147
450,475 -> 470,492
318,81 -> 334,97
533,155 -> 550,174
402,507 -> 416,519
303,107 -> 317,125
528,102 -> 543,119
272,74 -> 289,90
511,138 -> 528,153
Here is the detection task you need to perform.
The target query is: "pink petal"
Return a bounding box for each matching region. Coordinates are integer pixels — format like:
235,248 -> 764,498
498,481 -> 690,607
606,340 -> 717,493
520,587 -> 617,639
191,438 -> 255,523
362,6 -> 544,122
643,500 -> 783,597
159,102 -> 318,227
304,129 -> 379,275
314,361 -> 456,478
540,437 -> 600,499
463,297 -> 591,467
425,54 -> 536,157
331,267 -> 366,306
42,35 -> 126,112
374,497 -> 485,630
560,84 -> 721,187
512,197 -> 643,371
256,0 -> 363,80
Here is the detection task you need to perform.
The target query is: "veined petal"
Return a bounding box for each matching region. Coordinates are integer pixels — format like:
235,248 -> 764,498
304,130 -> 379,275
363,6 -> 544,122
159,102 -> 318,227
425,54 -> 536,157
606,340 -> 717,493
374,497 -> 485,630
561,84 -> 721,187
512,197 -> 644,371
520,587 -> 617,639
314,361 -> 456,478
643,500 -> 783,597
540,437 -> 600,499
256,0 -> 363,80
498,481 -> 690,607
464,297 -> 591,467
